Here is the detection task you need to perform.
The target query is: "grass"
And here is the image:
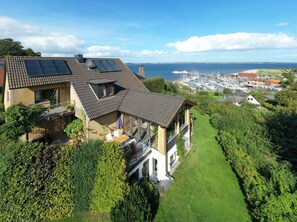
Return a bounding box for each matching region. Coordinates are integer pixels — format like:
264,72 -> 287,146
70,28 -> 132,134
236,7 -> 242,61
154,109 -> 251,222
257,69 -> 284,77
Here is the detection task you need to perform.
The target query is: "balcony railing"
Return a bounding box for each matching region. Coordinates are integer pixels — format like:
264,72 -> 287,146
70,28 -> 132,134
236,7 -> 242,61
31,100 -> 75,121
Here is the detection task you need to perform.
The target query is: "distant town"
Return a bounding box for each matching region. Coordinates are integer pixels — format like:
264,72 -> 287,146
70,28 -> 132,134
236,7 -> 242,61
174,69 -> 291,93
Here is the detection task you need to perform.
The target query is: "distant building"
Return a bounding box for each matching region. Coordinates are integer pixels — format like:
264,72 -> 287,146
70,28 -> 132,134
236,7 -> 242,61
139,64 -> 145,77
0,59 -> 4,85
237,72 -> 258,81
218,90 -> 261,106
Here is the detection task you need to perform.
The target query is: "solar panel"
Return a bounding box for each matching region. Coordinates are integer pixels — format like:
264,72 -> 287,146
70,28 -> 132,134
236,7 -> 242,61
100,60 -> 113,72
40,60 -> 58,75
92,60 -> 121,72
92,60 -> 107,72
25,60 -> 71,77
107,60 -> 120,71
53,60 -> 71,74
25,60 -> 44,77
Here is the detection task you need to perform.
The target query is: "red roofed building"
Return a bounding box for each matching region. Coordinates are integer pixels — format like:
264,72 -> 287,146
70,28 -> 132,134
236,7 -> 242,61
0,59 -> 4,85
237,72 -> 258,80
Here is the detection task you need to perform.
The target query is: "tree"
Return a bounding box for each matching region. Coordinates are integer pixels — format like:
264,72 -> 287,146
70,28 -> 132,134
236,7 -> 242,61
91,142 -> 129,213
110,184 -> 152,222
0,38 -> 41,56
1,103 -> 45,142
223,88 -> 232,95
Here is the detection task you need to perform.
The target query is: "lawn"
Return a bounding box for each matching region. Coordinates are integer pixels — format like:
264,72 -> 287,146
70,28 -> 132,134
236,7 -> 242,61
154,109 -> 251,222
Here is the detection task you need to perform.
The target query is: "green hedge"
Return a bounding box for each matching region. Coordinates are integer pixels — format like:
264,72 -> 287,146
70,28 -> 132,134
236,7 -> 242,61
0,140 -> 108,221
0,142 -> 75,221
142,77 -> 165,93
91,142 -> 129,213
209,104 -> 297,221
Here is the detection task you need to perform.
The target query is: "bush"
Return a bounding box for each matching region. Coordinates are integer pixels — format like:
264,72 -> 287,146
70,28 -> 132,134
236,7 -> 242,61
207,103 -> 297,220
91,142 -> 129,213
110,184 -> 151,222
64,119 -> 84,143
72,140 -> 102,214
0,142 -> 76,221
142,78 -> 165,93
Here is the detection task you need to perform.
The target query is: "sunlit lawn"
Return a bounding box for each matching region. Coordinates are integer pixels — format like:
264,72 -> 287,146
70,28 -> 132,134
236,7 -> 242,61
154,109 -> 251,222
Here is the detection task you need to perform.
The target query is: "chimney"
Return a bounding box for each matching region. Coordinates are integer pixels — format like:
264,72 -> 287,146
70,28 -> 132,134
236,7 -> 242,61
139,64 -> 145,77
75,54 -> 84,63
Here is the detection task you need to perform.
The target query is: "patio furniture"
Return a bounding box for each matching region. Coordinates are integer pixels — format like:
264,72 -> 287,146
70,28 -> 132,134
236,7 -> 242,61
113,130 -> 120,138
106,132 -> 113,142
113,134 -> 129,143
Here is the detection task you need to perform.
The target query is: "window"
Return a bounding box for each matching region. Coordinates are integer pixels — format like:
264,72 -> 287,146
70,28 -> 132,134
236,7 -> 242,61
98,84 -> 114,99
179,108 -> 185,127
35,88 -> 60,105
166,122 -> 176,141
89,83 -> 115,99
170,152 -> 177,166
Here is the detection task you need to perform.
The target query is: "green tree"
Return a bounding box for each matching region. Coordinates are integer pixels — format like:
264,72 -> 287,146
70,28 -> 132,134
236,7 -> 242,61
0,38 -> 41,56
91,142 -> 129,213
223,88 -> 232,95
110,184 -> 151,222
1,103 -> 45,142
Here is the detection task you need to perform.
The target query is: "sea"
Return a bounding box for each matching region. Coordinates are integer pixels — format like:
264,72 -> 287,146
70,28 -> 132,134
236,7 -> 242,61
126,63 -> 297,82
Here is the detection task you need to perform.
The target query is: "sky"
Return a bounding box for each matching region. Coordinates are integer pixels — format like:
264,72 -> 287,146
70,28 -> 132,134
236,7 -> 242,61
1,0 -> 297,63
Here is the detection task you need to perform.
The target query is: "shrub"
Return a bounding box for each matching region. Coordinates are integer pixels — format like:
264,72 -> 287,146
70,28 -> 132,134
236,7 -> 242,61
110,184 -> 151,222
0,142 -> 76,221
91,142 -> 129,213
142,78 -> 165,93
207,103 -> 297,220
72,140 -> 102,214
64,119 -> 84,143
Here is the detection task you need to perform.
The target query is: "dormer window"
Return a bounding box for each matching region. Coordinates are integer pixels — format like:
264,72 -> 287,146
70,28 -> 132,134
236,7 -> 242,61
88,79 -> 116,100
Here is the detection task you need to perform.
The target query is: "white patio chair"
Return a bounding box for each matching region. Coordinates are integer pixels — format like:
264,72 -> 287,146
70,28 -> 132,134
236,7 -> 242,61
113,130 -> 120,138
106,132 -> 113,142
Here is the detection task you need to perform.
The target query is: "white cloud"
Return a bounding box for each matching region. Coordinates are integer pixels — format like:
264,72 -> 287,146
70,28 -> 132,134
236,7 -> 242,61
276,22 -> 288,26
167,32 -> 297,53
0,16 -> 84,54
84,45 -> 169,58
84,45 -> 132,57
139,49 -> 169,56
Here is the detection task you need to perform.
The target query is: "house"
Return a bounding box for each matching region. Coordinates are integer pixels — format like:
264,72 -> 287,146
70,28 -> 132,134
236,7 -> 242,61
0,59 -> 4,85
218,90 -> 261,106
3,55 -> 194,182
237,72 -> 258,81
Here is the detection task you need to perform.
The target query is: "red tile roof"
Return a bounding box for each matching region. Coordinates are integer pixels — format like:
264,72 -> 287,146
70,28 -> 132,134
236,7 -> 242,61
0,68 -> 4,85
237,72 -> 258,78
0,59 -> 4,84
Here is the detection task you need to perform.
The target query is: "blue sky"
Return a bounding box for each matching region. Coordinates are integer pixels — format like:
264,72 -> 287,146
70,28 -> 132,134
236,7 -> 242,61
1,0 -> 297,62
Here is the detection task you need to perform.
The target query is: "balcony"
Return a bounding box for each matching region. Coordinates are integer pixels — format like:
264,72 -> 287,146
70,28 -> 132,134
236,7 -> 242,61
126,139 -> 152,172
31,100 -> 75,121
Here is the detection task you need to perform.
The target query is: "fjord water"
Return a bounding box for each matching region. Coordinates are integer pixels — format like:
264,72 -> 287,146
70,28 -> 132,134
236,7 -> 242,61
127,63 -> 297,81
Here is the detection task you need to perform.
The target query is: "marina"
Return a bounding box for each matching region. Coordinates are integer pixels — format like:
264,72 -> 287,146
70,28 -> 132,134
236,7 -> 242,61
173,70 -> 282,93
